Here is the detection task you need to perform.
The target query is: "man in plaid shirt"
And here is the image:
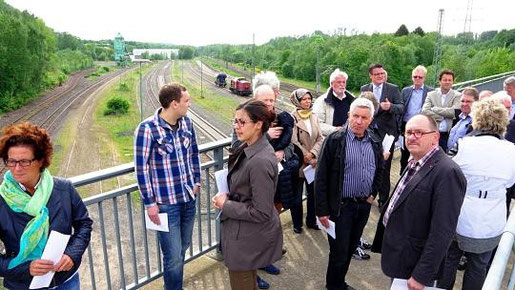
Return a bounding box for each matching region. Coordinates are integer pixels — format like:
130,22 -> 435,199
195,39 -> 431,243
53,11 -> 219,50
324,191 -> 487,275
134,83 -> 200,290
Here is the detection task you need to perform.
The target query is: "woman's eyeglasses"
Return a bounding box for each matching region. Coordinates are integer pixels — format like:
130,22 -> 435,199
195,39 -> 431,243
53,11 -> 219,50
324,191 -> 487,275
4,158 -> 36,168
233,118 -> 253,127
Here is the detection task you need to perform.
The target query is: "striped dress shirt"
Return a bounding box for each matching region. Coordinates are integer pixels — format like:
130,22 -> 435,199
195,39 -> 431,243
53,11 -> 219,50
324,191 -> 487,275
134,108 -> 201,207
342,130 -> 376,198
383,146 -> 439,226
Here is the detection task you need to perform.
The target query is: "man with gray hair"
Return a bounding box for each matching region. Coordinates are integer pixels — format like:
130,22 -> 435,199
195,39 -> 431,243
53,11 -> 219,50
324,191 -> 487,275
504,76 -> 515,120
313,68 -> 356,136
253,71 -> 281,96
315,98 -> 383,290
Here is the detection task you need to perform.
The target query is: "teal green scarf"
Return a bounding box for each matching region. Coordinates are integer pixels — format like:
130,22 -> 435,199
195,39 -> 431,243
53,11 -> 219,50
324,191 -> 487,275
0,169 -> 53,269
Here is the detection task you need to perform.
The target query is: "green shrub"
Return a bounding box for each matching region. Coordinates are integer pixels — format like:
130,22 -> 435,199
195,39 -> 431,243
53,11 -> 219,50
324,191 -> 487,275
118,82 -> 130,91
104,96 -> 130,115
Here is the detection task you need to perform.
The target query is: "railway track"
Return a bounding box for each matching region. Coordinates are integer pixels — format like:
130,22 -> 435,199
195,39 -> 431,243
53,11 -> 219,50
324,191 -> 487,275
143,60 -> 228,141
0,67 -> 131,178
190,60 -> 296,113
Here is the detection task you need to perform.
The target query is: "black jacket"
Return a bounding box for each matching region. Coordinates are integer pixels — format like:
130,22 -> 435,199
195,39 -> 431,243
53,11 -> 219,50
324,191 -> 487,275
372,149 -> 466,286
360,82 -> 403,139
314,126 -> 384,218
0,178 -> 93,289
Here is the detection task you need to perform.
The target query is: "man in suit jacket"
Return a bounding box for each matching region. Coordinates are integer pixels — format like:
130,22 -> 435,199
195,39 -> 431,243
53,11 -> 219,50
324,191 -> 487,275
422,69 -> 461,152
360,63 -> 403,208
372,113 -> 466,290
399,65 -> 433,174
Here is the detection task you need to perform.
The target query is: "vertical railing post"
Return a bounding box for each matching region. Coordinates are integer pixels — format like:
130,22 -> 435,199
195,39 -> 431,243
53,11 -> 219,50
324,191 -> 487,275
213,146 -> 225,250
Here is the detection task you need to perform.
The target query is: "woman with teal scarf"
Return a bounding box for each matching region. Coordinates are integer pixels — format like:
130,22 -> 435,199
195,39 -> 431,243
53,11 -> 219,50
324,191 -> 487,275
0,122 -> 92,289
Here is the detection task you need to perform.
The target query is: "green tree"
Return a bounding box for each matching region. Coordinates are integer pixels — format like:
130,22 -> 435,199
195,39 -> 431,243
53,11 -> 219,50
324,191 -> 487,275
394,25 -> 409,37
412,27 -> 425,37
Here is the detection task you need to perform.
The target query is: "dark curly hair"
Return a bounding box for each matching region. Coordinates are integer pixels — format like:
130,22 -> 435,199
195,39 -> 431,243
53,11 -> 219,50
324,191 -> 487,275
0,122 -> 53,171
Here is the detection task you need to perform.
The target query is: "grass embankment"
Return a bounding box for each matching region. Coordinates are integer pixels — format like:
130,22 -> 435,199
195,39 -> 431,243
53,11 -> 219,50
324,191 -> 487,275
202,58 -> 244,78
173,61 -> 238,125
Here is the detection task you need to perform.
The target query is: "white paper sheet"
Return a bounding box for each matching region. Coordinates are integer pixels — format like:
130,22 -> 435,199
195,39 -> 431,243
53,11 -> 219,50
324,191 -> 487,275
278,162 -> 284,173
316,218 -> 336,239
214,169 -> 229,193
144,212 -> 169,232
29,231 -> 71,289
382,134 -> 395,152
390,278 -> 444,290
303,165 -> 315,184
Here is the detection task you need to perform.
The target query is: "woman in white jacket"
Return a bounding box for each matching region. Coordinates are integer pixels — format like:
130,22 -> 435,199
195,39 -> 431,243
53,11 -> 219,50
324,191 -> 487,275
439,98 -> 515,290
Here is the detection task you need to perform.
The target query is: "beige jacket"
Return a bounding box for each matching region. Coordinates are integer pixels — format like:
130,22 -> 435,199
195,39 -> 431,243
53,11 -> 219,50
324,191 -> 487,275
422,88 -> 461,132
291,111 -> 324,178
221,135 -> 283,271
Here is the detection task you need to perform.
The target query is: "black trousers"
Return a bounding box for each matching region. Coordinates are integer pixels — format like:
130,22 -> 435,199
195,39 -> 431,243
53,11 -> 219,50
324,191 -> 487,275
439,131 -> 450,152
326,199 -> 371,289
296,178 -> 316,227
438,240 -> 493,290
378,144 -> 395,205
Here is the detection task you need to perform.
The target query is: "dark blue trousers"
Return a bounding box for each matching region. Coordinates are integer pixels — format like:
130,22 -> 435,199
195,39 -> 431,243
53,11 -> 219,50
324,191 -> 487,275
326,199 -> 371,290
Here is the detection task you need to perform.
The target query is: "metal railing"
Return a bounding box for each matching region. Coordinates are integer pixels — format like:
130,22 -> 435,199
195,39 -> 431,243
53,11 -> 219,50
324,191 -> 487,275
453,70 -> 515,92
68,138 -> 231,290
483,208 -> 515,290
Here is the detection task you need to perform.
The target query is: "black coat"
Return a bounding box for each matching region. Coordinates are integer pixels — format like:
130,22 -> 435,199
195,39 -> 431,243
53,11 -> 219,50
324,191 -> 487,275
372,149 -> 466,286
314,126 -> 384,218
360,82 -> 403,139
0,178 -> 93,289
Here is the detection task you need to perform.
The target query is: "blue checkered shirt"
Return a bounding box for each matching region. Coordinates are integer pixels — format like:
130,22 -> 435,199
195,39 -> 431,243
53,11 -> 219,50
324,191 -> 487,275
134,108 -> 201,207
383,146 -> 439,226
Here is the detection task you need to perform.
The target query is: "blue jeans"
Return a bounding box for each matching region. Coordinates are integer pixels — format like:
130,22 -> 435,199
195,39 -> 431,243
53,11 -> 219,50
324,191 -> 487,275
50,273 -> 80,290
158,200 -> 196,290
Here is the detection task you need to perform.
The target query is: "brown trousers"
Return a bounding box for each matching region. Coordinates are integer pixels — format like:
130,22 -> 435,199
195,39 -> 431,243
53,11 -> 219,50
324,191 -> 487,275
228,269 -> 258,290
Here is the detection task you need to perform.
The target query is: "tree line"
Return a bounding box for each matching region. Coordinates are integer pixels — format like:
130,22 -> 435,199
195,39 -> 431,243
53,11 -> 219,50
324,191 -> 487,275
197,26 -> 515,91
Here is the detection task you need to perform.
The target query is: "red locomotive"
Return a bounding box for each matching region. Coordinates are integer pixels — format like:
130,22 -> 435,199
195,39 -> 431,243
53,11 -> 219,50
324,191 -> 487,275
230,77 -> 252,96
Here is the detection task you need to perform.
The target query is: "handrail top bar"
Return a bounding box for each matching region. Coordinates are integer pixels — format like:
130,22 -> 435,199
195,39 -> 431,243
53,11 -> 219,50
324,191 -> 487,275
453,71 -> 515,88
68,138 -> 232,187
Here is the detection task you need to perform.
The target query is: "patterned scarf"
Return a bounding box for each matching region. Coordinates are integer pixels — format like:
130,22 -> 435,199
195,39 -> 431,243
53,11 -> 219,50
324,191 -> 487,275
289,89 -> 313,120
0,169 -> 53,269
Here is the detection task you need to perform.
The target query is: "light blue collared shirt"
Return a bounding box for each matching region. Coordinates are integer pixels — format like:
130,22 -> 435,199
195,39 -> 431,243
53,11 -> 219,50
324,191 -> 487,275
403,86 -> 425,122
447,113 -> 472,150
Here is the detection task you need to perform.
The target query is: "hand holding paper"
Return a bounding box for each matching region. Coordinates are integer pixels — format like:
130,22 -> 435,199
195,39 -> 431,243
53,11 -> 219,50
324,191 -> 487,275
29,231 -> 71,289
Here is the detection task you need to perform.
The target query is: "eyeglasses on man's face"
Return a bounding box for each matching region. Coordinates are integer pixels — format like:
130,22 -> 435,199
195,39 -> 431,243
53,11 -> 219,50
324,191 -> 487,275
405,130 -> 436,138
233,118 -> 254,127
412,75 -> 424,79
5,158 -> 36,168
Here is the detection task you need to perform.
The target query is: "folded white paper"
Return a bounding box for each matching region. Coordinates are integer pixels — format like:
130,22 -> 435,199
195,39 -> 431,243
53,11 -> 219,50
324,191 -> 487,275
382,134 -> 395,152
390,278 -> 444,290
316,218 -> 336,239
214,169 -> 229,193
145,212 -> 169,232
303,165 -> 315,184
278,162 -> 284,173
29,231 -> 71,289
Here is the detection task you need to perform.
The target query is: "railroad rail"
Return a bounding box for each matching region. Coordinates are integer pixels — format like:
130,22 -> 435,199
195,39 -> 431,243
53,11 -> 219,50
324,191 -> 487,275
0,67 -> 130,178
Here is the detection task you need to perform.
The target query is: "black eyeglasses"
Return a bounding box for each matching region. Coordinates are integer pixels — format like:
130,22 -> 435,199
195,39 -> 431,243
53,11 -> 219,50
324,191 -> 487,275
233,118 -> 253,127
405,130 -> 436,138
5,158 -> 36,168
412,76 -> 424,79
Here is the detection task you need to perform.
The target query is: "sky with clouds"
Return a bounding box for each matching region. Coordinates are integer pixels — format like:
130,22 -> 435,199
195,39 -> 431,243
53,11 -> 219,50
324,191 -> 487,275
5,0 -> 514,46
